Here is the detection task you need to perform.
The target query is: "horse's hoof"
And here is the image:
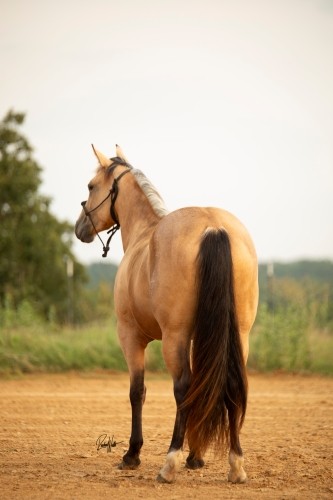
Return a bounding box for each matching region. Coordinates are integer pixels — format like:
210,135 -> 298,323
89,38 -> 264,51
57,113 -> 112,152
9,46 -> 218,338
118,462 -> 137,470
228,469 -> 247,483
186,456 -> 205,469
156,473 -> 174,484
228,451 -> 247,483
157,449 -> 182,483
118,456 -> 141,470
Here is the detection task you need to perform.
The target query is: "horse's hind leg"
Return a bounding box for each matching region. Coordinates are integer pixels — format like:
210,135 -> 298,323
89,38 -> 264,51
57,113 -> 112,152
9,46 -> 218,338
226,330 -> 250,483
157,339 -> 191,483
226,399 -> 247,483
228,448 -> 247,483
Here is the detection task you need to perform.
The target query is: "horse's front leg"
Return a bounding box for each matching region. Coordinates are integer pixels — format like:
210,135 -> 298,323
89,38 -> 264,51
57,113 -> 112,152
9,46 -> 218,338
119,369 -> 146,469
118,328 -> 147,470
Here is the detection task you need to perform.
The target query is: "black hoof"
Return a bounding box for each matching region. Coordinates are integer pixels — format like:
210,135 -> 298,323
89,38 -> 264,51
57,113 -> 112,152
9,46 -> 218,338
186,456 -> 205,469
118,454 -> 141,470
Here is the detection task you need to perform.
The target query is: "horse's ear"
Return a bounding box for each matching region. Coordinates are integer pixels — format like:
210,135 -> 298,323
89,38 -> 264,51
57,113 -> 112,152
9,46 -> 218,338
91,144 -> 111,168
116,144 -> 128,163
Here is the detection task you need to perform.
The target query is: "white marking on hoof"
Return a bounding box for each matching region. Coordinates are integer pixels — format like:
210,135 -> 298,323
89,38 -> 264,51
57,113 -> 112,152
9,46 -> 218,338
228,450 -> 247,484
157,449 -> 183,484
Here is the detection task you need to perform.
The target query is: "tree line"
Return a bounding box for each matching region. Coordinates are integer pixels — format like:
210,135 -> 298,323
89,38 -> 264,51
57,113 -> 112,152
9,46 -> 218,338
0,110 -> 88,324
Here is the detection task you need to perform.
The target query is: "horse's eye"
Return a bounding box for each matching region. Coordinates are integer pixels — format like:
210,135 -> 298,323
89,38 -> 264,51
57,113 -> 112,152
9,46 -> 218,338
88,184 -> 93,192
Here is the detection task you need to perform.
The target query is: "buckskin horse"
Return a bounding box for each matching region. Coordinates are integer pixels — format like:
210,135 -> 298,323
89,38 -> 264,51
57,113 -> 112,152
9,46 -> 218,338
75,145 -> 258,484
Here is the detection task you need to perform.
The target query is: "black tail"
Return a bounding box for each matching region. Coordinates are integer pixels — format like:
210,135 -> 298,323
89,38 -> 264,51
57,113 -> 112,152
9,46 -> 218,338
183,228 -> 247,457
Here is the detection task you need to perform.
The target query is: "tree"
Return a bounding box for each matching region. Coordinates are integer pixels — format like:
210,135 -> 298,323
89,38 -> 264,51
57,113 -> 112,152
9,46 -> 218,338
0,110 -> 86,323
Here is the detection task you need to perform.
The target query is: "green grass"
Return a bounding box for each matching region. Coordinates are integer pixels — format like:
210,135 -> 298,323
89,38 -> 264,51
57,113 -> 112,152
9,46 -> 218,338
0,320 -> 167,375
307,331 -> 333,375
0,321 -> 125,374
248,305 -> 333,375
1,313 -> 332,375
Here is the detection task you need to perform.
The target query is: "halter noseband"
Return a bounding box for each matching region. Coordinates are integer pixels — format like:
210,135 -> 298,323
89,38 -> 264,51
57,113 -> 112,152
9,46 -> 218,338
81,157 -> 132,258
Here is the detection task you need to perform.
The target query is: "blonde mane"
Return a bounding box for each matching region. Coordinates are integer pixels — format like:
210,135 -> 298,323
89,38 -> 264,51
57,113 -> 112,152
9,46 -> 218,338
100,161 -> 169,218
132,169 -> 169,218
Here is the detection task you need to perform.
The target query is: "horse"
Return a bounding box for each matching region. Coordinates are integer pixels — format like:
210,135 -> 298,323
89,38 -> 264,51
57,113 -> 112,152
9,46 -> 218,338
75,145 -> 258,484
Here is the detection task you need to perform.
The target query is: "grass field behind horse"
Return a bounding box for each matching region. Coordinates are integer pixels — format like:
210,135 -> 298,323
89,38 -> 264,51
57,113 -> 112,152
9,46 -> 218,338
0,305 -> 332,375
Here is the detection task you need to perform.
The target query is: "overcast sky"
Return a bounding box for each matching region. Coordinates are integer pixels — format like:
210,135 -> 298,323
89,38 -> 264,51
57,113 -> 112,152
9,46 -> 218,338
1,0 -> 333,265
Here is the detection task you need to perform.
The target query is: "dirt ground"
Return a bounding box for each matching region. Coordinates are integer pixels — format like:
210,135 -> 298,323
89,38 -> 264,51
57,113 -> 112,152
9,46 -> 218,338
0,372 -> 332,500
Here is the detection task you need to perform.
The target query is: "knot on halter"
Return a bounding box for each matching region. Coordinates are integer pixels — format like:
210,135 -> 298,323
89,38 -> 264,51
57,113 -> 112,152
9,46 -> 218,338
102,224 -> 120,258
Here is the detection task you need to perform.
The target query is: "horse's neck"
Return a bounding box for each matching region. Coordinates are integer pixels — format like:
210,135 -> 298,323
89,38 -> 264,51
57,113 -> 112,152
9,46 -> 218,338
117,177 -> 161,252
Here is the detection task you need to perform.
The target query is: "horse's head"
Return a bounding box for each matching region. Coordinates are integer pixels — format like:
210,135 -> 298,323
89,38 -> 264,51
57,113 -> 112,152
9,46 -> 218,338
75,145 -> 130,244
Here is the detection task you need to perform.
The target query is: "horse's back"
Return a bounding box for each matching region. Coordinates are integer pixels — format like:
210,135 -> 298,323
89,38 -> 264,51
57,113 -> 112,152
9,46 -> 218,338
153,206 -> 256,259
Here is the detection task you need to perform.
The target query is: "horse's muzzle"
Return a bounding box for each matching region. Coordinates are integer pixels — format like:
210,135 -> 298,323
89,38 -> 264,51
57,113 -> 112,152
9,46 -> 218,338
74,214 -> 95,243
